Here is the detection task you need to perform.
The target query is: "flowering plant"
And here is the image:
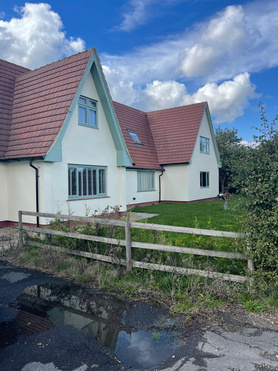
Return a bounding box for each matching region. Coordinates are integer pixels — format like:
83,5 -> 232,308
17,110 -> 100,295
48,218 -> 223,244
217,193 -> 231,200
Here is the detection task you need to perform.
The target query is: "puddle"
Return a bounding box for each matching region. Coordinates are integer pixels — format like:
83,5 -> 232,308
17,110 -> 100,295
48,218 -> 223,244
7,283 -> 181,369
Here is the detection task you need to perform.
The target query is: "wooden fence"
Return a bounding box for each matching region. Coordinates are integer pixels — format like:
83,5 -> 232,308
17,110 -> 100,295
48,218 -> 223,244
18,211 -> 254,283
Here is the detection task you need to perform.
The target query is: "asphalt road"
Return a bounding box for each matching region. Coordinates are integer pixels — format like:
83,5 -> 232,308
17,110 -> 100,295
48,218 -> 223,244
0,260 -> 277,371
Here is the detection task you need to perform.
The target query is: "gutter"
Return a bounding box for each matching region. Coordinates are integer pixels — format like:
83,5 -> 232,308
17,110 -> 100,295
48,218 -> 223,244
29,160 -> 40,227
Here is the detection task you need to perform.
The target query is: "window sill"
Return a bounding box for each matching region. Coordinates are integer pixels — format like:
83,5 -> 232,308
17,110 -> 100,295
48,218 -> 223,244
67,195 -> 110,201
138,189 -> 156,192
78,123 -> 99,129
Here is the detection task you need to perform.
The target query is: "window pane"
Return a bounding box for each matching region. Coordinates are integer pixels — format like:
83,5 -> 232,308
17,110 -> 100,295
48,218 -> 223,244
69,168 -> 77,196
128,130 -> 143,144
138,171 -> 154,191
99,169 -> 105,194
89,100 -> 96,107
83,169 -> 87,196
92,169 -> 97,195
79,106 -> 87,123
78,169 -> 82,196
89,109 -> 96,126
79,97 -> 86,105
88,169 -> 92,195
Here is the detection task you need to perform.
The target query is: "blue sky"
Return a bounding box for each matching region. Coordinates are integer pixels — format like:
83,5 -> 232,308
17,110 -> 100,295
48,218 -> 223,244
1,0 -> 278,142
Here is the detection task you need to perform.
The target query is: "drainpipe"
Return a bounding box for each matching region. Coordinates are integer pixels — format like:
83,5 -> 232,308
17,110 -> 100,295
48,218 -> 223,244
29,160 -> 39,227
159,170 -> 164,204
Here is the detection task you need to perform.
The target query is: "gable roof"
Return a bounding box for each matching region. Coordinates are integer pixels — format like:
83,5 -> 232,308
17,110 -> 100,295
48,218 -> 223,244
147,102 -> 207,165
0,49 -> 216,169
0,60 -> 29,157
113,102 -> 161,170
114,101 -> 210,168
1,49 -> 92,160
0,49 -> 132,167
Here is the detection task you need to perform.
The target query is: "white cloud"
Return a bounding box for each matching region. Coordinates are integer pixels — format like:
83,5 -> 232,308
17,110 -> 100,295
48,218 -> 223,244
118,0 -> 150,31
183,73 -> 260,123
102,65 -> 137,106
116,0 -> 184,31
105,70 -> 259,123
0,3 -> 85,69
138,80 -> 187,111
104,1 -> 278,84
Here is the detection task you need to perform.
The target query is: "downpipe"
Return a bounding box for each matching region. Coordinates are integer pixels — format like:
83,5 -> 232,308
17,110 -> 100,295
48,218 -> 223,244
159,170 -> 164,203
29,160 -> 39,227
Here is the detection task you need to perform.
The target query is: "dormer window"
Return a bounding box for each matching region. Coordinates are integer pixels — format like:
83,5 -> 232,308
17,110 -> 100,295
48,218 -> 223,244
78,96 -> 97,128
128,130 -> 143,145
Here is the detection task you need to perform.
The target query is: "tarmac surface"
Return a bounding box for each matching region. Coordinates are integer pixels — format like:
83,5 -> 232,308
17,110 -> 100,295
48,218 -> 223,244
0,260 -> 278,371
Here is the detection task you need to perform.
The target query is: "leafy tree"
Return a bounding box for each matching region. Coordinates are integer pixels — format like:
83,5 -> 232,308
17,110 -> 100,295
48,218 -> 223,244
242,103 -> 278,283
215,127 -> 246,193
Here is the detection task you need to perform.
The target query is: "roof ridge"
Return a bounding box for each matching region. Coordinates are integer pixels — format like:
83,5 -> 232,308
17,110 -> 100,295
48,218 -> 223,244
113,101 -> 146,115
147,101 -> 207,114
0,59 -> 30,72
19,48 -> 95,76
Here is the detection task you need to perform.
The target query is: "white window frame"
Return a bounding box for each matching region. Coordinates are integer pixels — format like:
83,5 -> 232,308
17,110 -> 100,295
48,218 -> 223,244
78,96 -> 97,128
200,171 -> 209,188
200,136 -> 209,154
137,171 -> 155,191
68,165 -> 106,199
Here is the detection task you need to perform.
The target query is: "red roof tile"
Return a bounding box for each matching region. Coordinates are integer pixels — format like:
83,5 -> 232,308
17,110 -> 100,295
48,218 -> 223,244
0,49 -> 207,167
114,101 -> 207,168
147,102 -> 207,164
113,102 -> 162,170
1,49 -> 93,160
0,60 -> 29,157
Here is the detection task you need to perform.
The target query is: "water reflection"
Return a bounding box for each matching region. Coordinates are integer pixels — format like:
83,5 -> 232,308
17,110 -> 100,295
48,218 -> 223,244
13,283 -> 181,368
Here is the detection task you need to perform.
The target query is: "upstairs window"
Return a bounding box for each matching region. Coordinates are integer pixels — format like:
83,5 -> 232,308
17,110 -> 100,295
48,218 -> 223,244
68,165 -> 106,199
138,171 -> 155,191
128,130 -> 143,145
200,136 -> 209,154
78,96 -> 97,128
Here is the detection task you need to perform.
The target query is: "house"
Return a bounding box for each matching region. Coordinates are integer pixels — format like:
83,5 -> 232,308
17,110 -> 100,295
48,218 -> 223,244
0,48 -> 220,226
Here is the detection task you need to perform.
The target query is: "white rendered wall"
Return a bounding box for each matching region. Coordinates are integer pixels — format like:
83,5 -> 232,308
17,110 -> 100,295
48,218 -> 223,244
126,169 -> 160,206
43,72 -> 125,217
5,161 -> 44,224
0,164 -> 8,221
161,165 -> 188,201
187,113 -> 219,201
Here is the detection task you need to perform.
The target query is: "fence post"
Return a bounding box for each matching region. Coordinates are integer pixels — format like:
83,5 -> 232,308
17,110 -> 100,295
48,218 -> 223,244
125,221 -> 132,271
18,211 -> 24,249
247,241 -> 254,272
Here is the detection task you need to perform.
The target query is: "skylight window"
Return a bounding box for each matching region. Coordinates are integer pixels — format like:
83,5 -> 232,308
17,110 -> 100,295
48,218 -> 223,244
128,130 -> 143,145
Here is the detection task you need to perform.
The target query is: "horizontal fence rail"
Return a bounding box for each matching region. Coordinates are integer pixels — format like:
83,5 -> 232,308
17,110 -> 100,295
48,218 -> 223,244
18,211 -> 253,283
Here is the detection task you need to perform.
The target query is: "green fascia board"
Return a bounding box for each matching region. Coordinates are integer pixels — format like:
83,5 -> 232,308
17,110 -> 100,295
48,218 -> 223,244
90,57 -> 132,167
188,103 -> 221,167
205,104 -> 221,168
45,49 -> 132,167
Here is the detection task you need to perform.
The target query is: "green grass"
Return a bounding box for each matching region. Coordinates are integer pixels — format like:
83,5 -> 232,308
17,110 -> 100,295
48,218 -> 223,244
133,195 -> 245,232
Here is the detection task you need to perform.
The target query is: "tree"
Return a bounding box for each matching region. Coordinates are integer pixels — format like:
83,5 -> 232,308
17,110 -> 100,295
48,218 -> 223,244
215,127 -> 246,193
241,103 -> 278,282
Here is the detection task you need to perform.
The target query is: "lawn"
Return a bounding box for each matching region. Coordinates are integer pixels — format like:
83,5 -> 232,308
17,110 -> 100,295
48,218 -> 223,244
132,195 -> 245,232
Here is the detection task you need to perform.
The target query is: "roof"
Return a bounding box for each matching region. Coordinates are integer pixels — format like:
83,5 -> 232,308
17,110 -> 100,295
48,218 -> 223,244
114,101 -> 207,168
0,49 -> 93,160
113,102 -> 162,170
0,60 -> 29,157
147,102 -> 207,164
0,49 -> 209,168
